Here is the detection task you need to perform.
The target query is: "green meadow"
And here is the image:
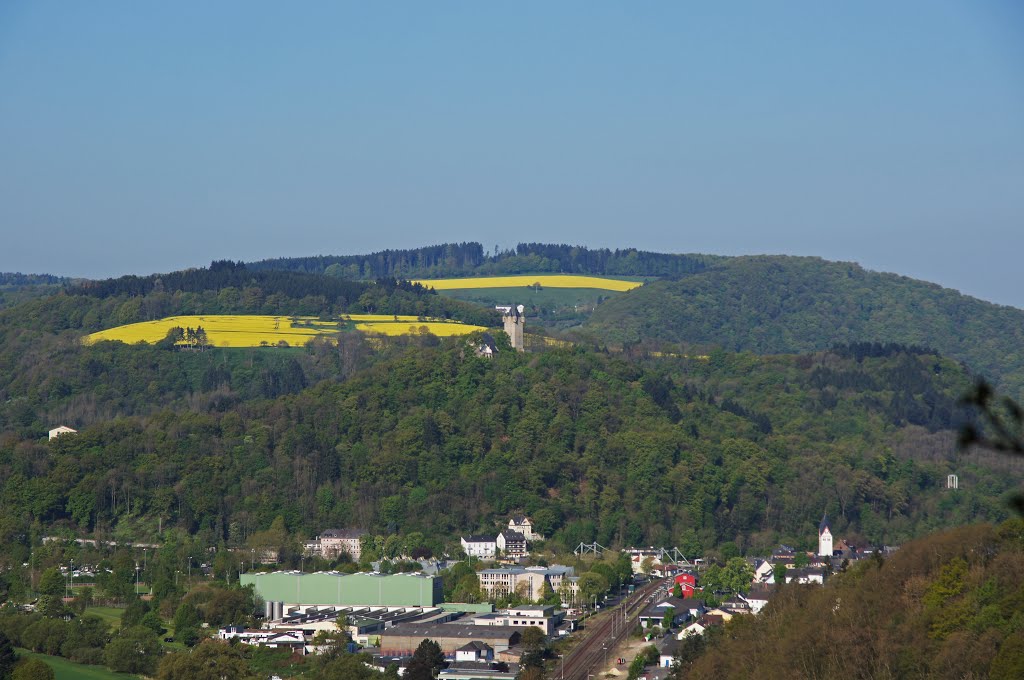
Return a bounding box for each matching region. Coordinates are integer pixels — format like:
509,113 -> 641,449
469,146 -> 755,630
16,649 -> 139,680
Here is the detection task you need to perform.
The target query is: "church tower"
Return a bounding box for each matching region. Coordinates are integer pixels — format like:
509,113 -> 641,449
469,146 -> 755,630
818,512 -> 833,557
498,304 -> 525,352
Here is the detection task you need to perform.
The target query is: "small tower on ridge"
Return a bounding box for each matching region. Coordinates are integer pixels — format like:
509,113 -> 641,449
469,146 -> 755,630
497,304 -> 525,352
818,512 -> 833,557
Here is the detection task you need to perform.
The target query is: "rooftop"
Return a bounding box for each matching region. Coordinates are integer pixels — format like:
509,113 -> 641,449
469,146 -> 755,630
251,570 -> 437,579
382,624 -> 523,640
457,641 -> 493,653
320,528 -> 366,539
463,535 -> 497,544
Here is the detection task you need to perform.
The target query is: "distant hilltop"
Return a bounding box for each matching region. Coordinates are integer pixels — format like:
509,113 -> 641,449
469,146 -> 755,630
246,242 -> 710,280
5,242 -> 1024,395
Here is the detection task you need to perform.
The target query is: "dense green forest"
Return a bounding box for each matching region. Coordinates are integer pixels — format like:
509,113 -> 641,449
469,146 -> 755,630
0,272 -> 69,311
0,273 -> 66,287
0,315 -> 1017,565
585,255 -> 1024,397
248,242 -> 710,279
247,243 -> 1024,400
674,520 -> 1024,679
0,264 -> 496,334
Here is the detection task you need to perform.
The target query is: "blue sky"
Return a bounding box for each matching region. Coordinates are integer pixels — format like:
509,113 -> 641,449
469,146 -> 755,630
1,2 -> 1022,306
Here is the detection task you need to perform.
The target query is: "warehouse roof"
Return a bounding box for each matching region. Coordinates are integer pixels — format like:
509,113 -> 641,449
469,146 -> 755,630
381,623 -> 522,640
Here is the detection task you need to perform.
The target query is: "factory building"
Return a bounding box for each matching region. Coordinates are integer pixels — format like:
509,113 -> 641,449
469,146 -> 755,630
240,571 -> 443,608
379,623 -> 522,657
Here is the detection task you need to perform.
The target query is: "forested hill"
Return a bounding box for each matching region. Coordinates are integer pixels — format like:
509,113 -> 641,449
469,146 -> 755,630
0,271 -> 70,310
247,245 -> 1024,396
0,324 -> 1017,562
0,261 -> 498,336
247,242 -> 710,279
585,255 -> 1024,397
0,272 -> 67,286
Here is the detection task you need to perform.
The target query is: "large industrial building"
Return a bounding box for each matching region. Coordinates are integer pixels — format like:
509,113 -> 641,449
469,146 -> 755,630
240,571 -> 443,608
379,623 -> 522,656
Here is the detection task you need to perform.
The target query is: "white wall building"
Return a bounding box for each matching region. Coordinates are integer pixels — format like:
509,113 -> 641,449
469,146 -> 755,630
496,530 -> 527,559
461,535 -> 497,559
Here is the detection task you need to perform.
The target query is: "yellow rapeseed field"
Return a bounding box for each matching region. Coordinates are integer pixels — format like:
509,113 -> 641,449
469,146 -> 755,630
355,321 -> 486,337
342,314 -> 426,322
85,314 -> 485,347
411,275 -> 642,292
85,315 -> 326,348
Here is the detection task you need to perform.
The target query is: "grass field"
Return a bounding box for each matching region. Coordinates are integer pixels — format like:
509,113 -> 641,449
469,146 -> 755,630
85,314 -> 485,347
82,607 -> 124,629
442,285 -> 619,310
411,274 -> 644,292
16,649 -> 139,680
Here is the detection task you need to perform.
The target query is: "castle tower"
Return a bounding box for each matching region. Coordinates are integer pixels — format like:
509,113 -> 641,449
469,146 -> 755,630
498,304 -> 525,352
818,512 -> 833,557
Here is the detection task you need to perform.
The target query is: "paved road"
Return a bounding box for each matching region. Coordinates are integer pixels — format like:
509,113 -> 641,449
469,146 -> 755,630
558,578 -> 666,680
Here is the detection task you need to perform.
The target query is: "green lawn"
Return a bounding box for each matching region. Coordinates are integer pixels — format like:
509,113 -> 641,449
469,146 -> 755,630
82,607 -> 124,629
81,606 -> 186,651
442,285 -> 629,318
16,649 -> 139,680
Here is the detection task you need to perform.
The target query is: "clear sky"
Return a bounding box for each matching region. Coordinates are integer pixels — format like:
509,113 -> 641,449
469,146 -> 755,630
1,2 -> 1022,306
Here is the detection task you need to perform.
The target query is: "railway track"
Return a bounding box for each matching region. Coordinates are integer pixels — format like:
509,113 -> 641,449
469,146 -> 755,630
557,577 -> 666,680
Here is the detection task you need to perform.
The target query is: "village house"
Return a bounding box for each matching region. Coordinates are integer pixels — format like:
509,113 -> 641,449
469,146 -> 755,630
752,559 -> 774,584
677,612 -> 728,640
507,516 -> 541,542
455,641 -> 494,662
739,584 -> 773,614
658,636 -> 682,668
496,529 -> 528,560
473,333 -> 499,359
678,619 -> 707,639
305,529 -> 366,560
785,567 -> 827,585
638,597 -> 706,629
461,535 -> 497,559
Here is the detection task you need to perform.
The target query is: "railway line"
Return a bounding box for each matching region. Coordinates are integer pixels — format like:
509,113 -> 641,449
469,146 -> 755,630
557,577 -> 667,680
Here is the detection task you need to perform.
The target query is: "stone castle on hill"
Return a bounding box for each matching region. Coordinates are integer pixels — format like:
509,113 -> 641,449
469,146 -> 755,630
496,304 -> 525,352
